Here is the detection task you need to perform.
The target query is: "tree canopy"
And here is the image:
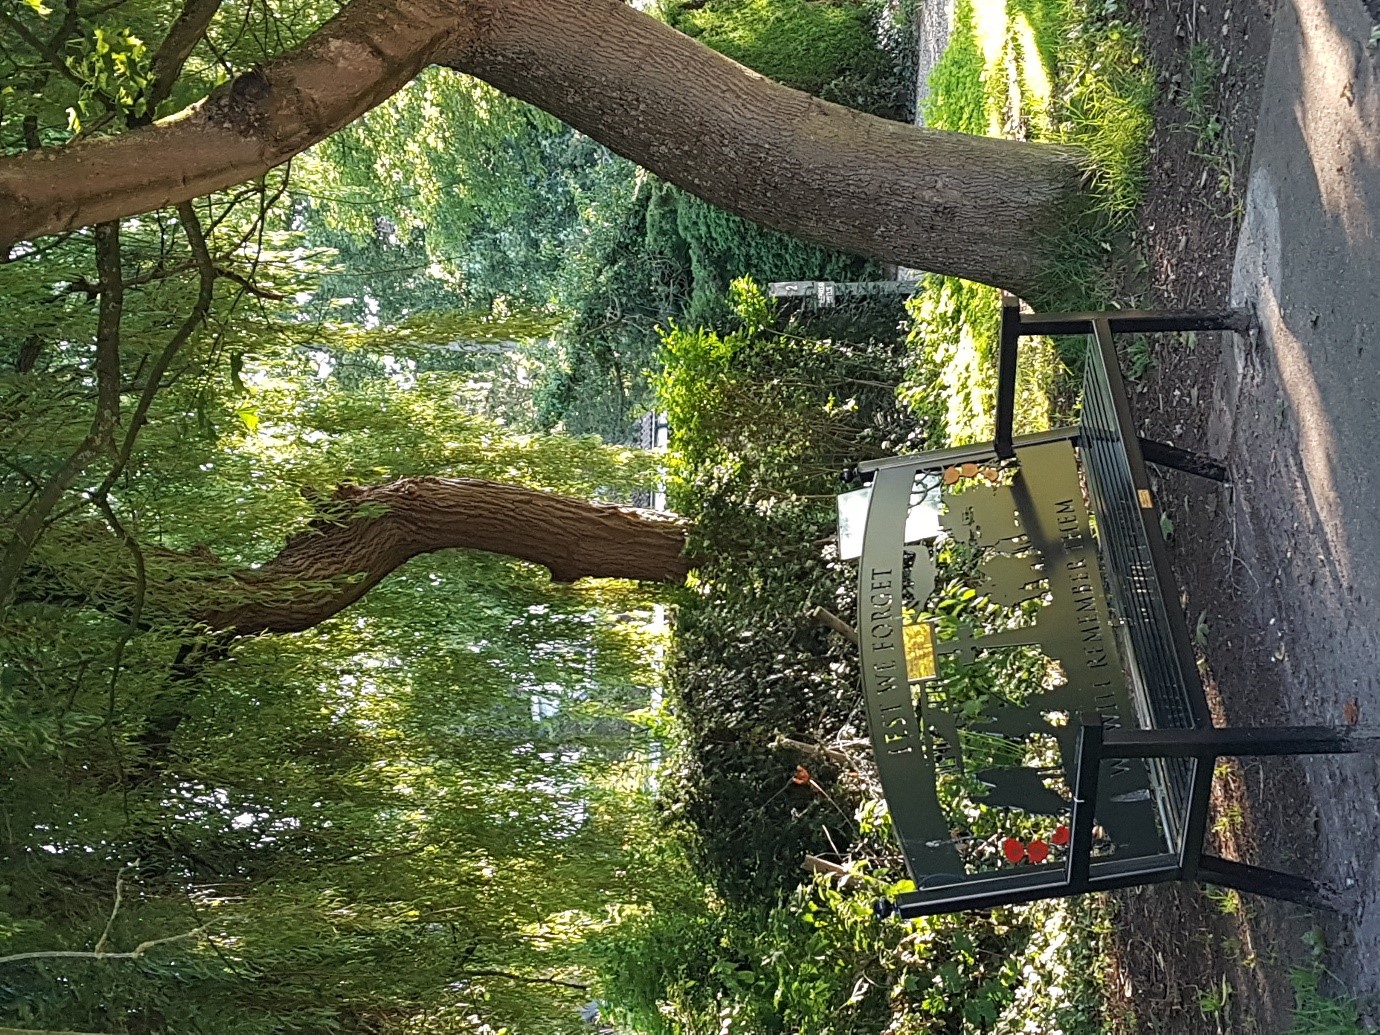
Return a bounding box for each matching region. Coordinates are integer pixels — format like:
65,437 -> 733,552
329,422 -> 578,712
0,0 -> 1115,1027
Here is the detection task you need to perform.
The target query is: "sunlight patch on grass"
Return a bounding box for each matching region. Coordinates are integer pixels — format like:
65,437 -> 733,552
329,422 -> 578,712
902,0 -> 1155,440
973,0 -> 1009,65
1013,13 -> 1053,119
900,278 -> 1055,447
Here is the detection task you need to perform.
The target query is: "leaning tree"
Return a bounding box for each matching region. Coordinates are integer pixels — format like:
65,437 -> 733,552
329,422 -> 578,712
0,0 -> 1092,624
0,0 -> 1086,296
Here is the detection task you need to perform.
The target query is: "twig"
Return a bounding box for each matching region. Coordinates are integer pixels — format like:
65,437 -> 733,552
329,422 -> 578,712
810,606 -> 859,645
93,866 -> 128,956
803,854 -> 850,878
771,734 -> 852,765
214,264 -> 288,300
0,929 -> 202,966
144,0 -> 224,115
0,221 -> 123,607
0,9 -> 94,95
464,969 -> 589,991
91,202 -> 215,501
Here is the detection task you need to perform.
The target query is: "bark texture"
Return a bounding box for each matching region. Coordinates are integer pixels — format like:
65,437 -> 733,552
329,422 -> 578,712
199,478 -> 692,635
0,0 -> 1085,294
446,0 -> 1085,294
0,0 -> 470,243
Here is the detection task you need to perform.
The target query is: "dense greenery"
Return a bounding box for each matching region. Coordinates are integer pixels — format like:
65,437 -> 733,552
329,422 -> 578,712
580,281 -> 1110,1033
666,0 -> 912,119
537,0 -> 911,439
902,0 -> 1156,445
0,5 -> 676,1029
654,280 -> 914,900
542,181 -> 877,438
0,171 -> 676,1031
296,72 -> 629,320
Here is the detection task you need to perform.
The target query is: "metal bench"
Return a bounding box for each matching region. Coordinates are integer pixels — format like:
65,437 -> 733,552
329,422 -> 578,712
839,296 -> 1371,916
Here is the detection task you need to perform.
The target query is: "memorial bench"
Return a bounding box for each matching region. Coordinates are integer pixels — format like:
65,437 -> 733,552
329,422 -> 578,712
839,295 -> 1371,917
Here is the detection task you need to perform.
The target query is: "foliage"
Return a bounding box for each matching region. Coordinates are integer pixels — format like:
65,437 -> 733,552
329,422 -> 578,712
539,180 -> 875,440
899,277 -> 1057,447
666,0 -> 909,119
532,0 -> 912,440
1288,967 -> 1373,1035
923,0 -> 1154,248
899,0 -> 1155,444
652,280 -> 911,900
922,0 -> 989,135
294,70 -> 626,316
616,276 -> 1116,1033
0,97 -> 667,1032
600,866 -> 1114,1034
1287,933 -> 1375,1035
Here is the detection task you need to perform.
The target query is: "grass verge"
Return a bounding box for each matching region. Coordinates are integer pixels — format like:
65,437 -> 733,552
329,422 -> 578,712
1286,930 -> 1375,1035
901,0 -> 1157,445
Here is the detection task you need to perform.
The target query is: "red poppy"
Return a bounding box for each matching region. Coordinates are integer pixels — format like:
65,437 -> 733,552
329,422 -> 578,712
1026,839 -> 1050,864
1001,837 -> 1025,863
1051,825 -> 1070,846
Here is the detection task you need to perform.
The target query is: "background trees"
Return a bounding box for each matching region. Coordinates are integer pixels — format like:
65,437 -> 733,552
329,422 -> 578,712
0,0 -> 1150,1026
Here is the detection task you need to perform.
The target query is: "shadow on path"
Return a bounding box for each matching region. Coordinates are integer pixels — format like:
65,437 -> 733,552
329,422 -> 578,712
1218,0 -> 1380,1000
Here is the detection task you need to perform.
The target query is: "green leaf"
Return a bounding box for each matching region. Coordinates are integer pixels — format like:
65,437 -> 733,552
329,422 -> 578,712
237,407 -> 259,434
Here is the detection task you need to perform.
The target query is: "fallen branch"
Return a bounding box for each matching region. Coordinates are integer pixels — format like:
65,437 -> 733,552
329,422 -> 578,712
464,968 -> 589,991
771,734 -> 852,765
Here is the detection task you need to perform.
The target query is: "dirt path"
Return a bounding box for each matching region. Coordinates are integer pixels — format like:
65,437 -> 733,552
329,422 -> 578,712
903,0 -> 1379,1022
1219,0 -> 1380,1001
1116,0 -> 1380,1027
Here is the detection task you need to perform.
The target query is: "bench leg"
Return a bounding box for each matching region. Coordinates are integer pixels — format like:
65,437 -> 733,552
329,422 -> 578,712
1137,437 -> 1229,483
1197,854 -> 1341,911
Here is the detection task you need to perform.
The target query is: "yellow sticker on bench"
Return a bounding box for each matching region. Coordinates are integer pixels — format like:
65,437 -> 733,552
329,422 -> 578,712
903,621 -> 938,682
1138,488 -> 1154,509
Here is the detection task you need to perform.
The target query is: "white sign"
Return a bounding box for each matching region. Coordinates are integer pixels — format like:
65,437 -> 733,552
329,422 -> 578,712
836,486 -> 941,560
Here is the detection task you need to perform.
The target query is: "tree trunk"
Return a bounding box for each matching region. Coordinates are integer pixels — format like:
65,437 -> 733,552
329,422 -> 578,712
197,478 -> 692,635
447,0 -> 1084,295
0,0 -> 1084,294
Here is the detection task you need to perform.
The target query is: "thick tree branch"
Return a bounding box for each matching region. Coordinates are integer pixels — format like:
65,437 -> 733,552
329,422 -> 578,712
445,0 -> 1082,292
0,0 -> 473,246
197,477 -> 693,634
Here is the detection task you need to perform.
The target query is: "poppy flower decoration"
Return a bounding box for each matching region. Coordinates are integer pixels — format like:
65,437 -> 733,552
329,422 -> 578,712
1001,825 -> 1071,865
